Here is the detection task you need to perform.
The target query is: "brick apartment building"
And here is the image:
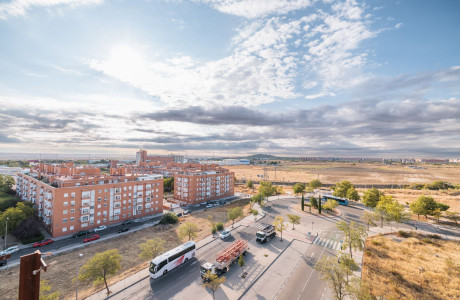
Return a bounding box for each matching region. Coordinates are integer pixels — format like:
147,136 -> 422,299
16,162 -> 163,238
114,150 -> 235,205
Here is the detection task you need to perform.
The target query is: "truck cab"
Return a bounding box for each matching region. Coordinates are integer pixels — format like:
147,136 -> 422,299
256,225 -> 276,243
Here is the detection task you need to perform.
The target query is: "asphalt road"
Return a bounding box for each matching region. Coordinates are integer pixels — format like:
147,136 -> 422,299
4,197 -> 239,263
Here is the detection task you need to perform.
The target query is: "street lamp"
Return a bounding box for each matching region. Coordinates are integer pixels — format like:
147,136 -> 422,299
76,253 -> 83,300
4,217 -> 9,250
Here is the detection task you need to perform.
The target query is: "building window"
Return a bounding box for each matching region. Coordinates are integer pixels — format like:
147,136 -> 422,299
70,217 -> 75,221
97,220 -> 101,224
62,227 -> 67,232
114,216 -> 119,220
104,203 -> 107,207
71,200 -> 75,206
63,210 -> 68,215
81,215 -> 89,222
70,209 -> 75,213
70,226 -> 74,230
97,204 -> 101,208
62,218 -> 67,223
63,201 -> 68,206
104,189 -> 108,192
103,219 -> 107,223
64,193 -> 68,198
98,197 -> 101,202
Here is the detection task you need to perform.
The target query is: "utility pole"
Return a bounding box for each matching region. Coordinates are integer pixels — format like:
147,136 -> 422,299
18,250 -> 54,300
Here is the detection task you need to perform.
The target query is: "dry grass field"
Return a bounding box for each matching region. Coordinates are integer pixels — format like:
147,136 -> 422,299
228,162 -> 460,185
362,233 -> 460,299
0,199 -> 250,300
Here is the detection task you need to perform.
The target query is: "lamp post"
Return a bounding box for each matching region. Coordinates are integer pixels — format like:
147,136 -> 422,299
76,253 -> 83,299
4,217 -> 9,250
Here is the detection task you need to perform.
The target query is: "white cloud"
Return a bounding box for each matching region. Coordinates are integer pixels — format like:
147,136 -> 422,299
395,22 -> 403,29
0,0 -> 103,19
195,0 -> 312,19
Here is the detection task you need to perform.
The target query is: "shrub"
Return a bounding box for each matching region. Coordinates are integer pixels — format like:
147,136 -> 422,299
211,226 -> 217,235
216,222 -> 224,230
159,213 -> 178,225
21,234 -> 45,244
397,230 -> 411,238
371,240 -> 382,246
426,234 -> 441,239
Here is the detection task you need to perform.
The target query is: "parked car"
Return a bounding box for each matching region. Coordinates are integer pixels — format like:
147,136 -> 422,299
122,219 -> 135,225
117,227 -> 130,233
0,246 -> 19,256
176,212 -> 183,217
0,259 -> 7,267
33,239 -> 54,248
219,230 -> 231,240
83,234 -> 100,243
183,210 -> 190,215
72,230 -> 89,238
205,204 -> 213,209
94,225 -> 107,232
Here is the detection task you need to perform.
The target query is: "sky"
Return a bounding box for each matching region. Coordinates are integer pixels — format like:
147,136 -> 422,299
0,0 -> 459,158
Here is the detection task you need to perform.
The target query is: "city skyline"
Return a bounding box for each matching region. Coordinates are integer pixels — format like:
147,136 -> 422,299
0,0 -> 459,157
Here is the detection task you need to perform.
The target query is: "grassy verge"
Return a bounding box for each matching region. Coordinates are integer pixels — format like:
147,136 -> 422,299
362,233 -> 460,299
0,199 -> 250,299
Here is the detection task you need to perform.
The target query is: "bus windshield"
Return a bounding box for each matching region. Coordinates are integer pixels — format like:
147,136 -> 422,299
149,262 -> 157,274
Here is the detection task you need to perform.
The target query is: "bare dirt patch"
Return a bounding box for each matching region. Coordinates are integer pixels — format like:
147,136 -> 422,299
228,162 -> 460,186
0,199 -> 250,300
362,233 -> 460,299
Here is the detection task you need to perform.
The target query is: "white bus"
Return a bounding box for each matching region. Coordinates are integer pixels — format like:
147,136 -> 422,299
149,241 -> 196,279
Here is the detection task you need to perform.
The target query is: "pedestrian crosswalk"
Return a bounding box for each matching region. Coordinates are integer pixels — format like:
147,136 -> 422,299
312,236 -> 343,251
250,222 -> 269,230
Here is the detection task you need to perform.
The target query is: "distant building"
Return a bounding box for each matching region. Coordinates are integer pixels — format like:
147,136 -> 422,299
135,149 -> 184,165
222,159 -> 250,165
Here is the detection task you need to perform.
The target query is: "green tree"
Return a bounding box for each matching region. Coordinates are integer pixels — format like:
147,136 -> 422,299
251,193 -> 264,208
374,195 -> 396,227
139,238 -> 166,260
314,256 -> 348,300
323,199 -> 339,211
178,222 -> 199,241
159,212 -> 179,225
39,280 -> 60,300
202,270 -> 226,300
301,194 -> 305,211
273,216 -> 288,241
362,188 -> 383,208
1,175 -> 15,192
436,202 -> 450,211
336,221 -> 367,258
287,214 -> 300,230
432,208 -> 442,222
310,196 -> 318,211
293,183 -> 306,198
318,196 -> 322,214
247,180 -> 254,189
346,188 -> 360,201
338,253 -> 359,283
238,254 -> 245,274
259,181 -> 276,202
251,209 -> 259,220
163,177 -> 174,193
445,211 -> 459,225
308,179 -> 323,191
79,249 -> 122,295
333,181 -> 355,198
0,205 -> 27,236
410,195 -> 437,218
360,211 -> 376,230
386,199 -> 410,228
227,207 -> 243,228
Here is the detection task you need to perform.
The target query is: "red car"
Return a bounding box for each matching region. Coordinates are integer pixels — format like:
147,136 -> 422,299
83,234 -> 100,243
33,239 -> 54,248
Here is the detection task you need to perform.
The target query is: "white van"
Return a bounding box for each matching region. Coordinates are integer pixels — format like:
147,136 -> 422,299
0,246 -> 19,256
